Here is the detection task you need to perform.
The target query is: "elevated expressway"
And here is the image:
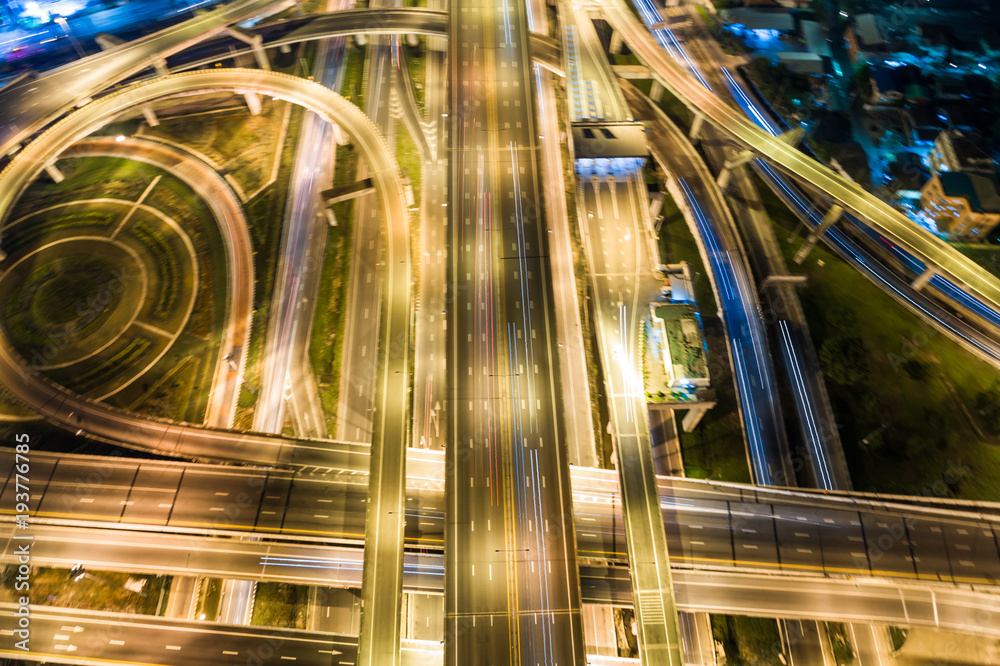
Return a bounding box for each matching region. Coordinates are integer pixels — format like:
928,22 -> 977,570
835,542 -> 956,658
0,0 -> 296,156
599,0 -> 1000,319
161,8 -> 564,77
6,452 -> 1000,627
0,69 -> 409,470
0,68 -> 413,664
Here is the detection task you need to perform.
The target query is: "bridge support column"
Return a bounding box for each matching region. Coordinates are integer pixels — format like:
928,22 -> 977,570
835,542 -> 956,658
911,267 -> 935,291
44,162 -> 64,184
279,44 -> 291,54
649,191 -> 664,220
649,80 -> 665,103
141,104 -> 159,127
689,113 -> 705,142
227,27 -> 270,71
243,91 -> 262,116
610,29 -> 624,55
682,405 -> 709,432
95,32 -> 124,51
717,148 -> 755,190
794,204 -> 842,264
355,34 -> 367,47
151,57 -> 169,77
779,126 -> 805,147
407,33 -> 420,47
716,168 -> 733,190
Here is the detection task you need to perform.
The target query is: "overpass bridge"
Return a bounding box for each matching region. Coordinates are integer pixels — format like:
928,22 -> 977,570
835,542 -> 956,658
7,451 -> 1000,596
596,0 -> 1000,326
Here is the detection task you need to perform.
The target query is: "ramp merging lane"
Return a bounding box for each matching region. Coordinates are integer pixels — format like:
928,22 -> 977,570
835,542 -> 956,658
0,0 -> 294,156
600,0 -> 1000,318
0,69 -> 408,471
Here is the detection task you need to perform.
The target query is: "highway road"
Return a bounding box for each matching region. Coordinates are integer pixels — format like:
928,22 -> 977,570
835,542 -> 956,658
529,0 -> 598,469
350,1 -> 414,664
410,14 -> 450,453
335,4 -> 396,446
59,135 -> 254,431
564,4 -> 684,662
0,603 -> 359,665
7,451 -> 1000,590
446,1 -> 585,662
0,0 -> 295,157
599,0 -> 1000,332
223,0 -> 352,628
639,10 -> 850,491
0,69 -> 408,469
250,21 -> 348,439
10,520 -> 1000,635
2,576 -> 999,666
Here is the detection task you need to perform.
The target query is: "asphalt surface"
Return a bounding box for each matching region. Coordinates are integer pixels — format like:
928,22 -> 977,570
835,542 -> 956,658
566,3 -> 683,661
446,0 -> 585,662
250,29 -> 345,439
0,603 -> 359,665
334,6 -> 396,446
351,1 -> 413,663
636,17 -> 850,489
410,15 -> 450,453
6,452 -> 1000,593
0,69 -> 407,468
600,0 -> 1000,329
531,1 -> 597,469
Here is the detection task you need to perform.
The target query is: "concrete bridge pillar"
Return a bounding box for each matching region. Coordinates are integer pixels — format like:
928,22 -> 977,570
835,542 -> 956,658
44,162 -> 64,184
689,113 -> 705,142
911,267 -> 935,291
794,204 -> 843,264
650,79 -> 665,102
682,405 -> 709,432
141,104 -> 159,128
243,91 -> 262,116
151,56 -> 169,77
227,27 -> 270,71
610,29 -> 624,55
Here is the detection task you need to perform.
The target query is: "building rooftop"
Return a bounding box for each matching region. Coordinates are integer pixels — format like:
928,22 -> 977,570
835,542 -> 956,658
939,172 -> 1000,213
854,13 -> 884,46
572,121 -> 649,160
722,8 -> 796,32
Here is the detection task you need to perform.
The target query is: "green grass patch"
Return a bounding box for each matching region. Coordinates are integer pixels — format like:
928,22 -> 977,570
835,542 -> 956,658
827,622 -> 854,665
755,174 -> 1000,500
711,615 -> 783,666
10,158 -> 157,219
144,102 -> 288,196
406,39 -> 426,113
251,582 -> 310,629
343,44 -> 366,110
0,565 -> 166,616
310,209 -> 351,434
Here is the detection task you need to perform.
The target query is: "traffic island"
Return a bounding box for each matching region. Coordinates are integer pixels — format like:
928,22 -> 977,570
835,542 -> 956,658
640,264 -> 716,431
0,167 -> 205,409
